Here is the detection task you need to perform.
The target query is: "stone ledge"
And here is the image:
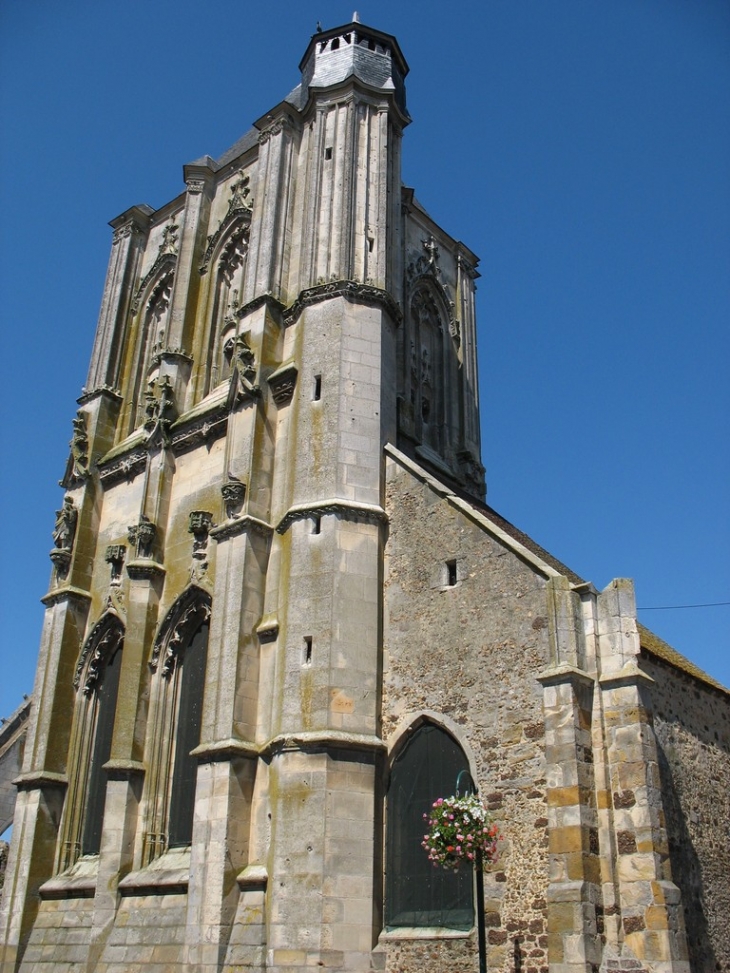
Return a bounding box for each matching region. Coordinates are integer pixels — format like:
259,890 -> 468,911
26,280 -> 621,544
39,855 -> 97,899
264,730 -> 386,757
191,738 -> 259,762
40,585 -> 92,608
379,927 -> 472,941
118,846 -> 190,896
276,499 -> 387,534
237,864 -> 268,891
14,770 -> 67,792
537,664 -> 595,688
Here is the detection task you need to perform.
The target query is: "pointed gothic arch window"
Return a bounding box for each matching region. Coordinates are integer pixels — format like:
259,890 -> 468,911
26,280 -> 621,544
143,587 -> 211,862
410,287 -> 447,454
385,721 -> 473,930
58,613 -> 125,870
205,224 -> 250,394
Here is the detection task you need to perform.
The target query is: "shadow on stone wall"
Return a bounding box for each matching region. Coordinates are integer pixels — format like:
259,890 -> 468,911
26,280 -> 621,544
655,740 -> 717,973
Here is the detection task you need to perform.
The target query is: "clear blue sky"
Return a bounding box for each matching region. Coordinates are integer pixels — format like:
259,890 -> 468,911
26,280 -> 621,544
1,0 -> 728,723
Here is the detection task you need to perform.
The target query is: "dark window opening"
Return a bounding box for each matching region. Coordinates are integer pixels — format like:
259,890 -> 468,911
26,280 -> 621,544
168,622 -> 209,848
312,516 -> 321,535
313,374 -> 322,400
368,237 -> 375,253
82,640 -> 123,856
446,560 -> 457,586
331,37 -> 340,50
324,146 -> 333,161
385,724 -> 473,930
303,636 -> 313,666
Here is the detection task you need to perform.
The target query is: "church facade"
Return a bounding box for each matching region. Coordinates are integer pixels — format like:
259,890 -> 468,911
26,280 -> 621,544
1,19 -> 728,973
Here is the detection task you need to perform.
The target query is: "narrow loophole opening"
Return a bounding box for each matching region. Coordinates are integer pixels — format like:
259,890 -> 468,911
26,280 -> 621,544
312,516 -> 321,535
313,374 -> 322,400
303,636 -> 313,666
446,560 -> 457,587
324,146 -> 333,160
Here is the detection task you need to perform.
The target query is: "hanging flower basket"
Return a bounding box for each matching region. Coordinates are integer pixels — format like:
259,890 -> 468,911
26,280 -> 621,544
422,794 -> 500,871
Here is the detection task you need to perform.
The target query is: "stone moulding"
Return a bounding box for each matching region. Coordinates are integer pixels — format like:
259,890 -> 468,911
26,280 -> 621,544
103,759 -> 145,781
77,384 -> 123,406
209,514 -> 273,542
40,585 -> 92,608
536,664 -> 596,689
74,613 -> 125,694
263,730 -> 387,758
237,864 -> 268,892
98,445 -> 148,488
276,499 -> 388,534
256,617 -> 279,643
126,560 -> 166,582
151,587 -> 212,676
14,771 -> 68,792
190,738 -> 260,763
169,403 -> 228,456
282,279 -> 403,328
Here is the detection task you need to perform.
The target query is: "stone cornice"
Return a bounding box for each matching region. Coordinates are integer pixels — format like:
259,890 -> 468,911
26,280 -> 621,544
103,759 -> 146,781
264,731 -> 386,758
14,770 -> 68,791
282,279 -> 402,328
598,663 -> 655,689
77,385 -> 123,406
276,499 -> 387,534
191,739 -> 260,762
126,560 -> 166,582
209,514 -> 273,542
537,664 -> 596,689
98,443 -> 148,488
41,586 -> 92,608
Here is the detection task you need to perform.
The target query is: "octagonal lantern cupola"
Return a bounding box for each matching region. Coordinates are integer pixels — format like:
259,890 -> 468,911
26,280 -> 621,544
299,18 -> 410,118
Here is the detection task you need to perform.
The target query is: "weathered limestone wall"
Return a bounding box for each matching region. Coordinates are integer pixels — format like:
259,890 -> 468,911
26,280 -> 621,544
641,651 -> 730,973
11,897 -> 95,972
382,453 -> 553,973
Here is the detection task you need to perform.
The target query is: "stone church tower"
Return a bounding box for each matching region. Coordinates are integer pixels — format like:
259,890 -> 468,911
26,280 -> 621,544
2,18 -> 728,973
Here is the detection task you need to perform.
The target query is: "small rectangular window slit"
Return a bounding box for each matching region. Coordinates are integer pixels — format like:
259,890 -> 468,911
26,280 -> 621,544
313,374 -> 322,401
303,636 -> 313,666
446,560 -> 457,587
324,146 -> 333,160
312,516 -> 321,535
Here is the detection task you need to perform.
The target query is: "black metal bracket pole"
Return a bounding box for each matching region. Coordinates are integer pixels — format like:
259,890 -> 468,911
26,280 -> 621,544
455,770 -> 487,973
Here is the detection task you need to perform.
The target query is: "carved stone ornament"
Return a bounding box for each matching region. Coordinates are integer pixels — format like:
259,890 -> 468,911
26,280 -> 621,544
199,180 -> 252,275
227,334 -> 261,408
457,449 -> 486,495
74,614 -> 124,695
407,235 -> 442,281
221,474 -> 246,520
67,411 -> 90,481
267,362 -> 298,406
128,515 -> 156,559
50,497 -> 77,578
258,115 -> 290,144
105,544 -> 126,585
227,170 -> 254,214
151,588 -> 212,678
112,220 -> 144,245
282,280 -> 402,329
186,178 -> 206,195
143,375 -> 175,445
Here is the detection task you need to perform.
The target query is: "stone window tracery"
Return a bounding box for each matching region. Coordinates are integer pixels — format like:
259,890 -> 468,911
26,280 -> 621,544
205,226 -> 249,393
142,587 -> 212,863
58,614 -> 125,871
